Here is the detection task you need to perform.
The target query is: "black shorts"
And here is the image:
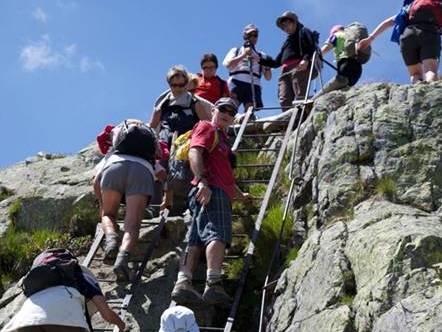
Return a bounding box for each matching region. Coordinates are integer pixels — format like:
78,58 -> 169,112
229,79 -> 264,108
400,25 -> 441,66
337,58 -> 362,87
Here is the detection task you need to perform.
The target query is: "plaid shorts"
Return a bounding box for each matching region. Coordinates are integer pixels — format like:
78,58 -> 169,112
186,186 -> 232,247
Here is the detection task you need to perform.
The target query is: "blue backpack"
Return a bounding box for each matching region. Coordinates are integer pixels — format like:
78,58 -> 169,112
391,0 -> 414,43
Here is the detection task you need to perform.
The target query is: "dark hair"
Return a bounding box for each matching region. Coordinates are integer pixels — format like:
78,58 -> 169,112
200,53 -> 218,68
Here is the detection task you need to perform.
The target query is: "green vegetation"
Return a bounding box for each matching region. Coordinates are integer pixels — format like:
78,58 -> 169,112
8,199 -> 22,226
375,176 -> 397,201
0,186 -> 14,202
284,247 -> 299,267
339,294 -> 355,306
225,259 -> 244,280
0,227 -> 91,291
426,251 -> 442,266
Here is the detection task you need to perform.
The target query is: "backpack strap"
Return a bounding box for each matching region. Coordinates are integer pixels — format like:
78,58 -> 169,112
216,76 -> 227,98
209,130 -> 220,153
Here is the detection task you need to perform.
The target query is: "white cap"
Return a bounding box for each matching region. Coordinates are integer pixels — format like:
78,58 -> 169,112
159,306 -> 199,332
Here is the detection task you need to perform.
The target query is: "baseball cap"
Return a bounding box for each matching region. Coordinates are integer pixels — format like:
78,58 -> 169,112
159,306 -> 199,332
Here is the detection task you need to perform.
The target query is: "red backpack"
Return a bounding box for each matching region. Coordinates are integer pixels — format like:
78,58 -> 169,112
409,0 -> 442,27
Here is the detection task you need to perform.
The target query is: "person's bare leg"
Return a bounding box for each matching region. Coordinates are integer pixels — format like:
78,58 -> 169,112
101,190 -> 122,234
407,63 -> 423,83
422,58 -> 439,82
203,239 -> 231,304
206,240 -> 225,271
101,190 -> 123,260
120,194 -> 148,252
180,245 -> 202,277
171,245 -> 204,303
113,194 -> 148,281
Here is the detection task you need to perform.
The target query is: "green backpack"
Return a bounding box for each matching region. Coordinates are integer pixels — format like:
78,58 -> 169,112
342,22 -> 372,64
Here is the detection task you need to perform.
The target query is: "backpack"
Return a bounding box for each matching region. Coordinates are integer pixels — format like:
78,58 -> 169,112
409,0 -> 442,28
391,1 -> 413,44
113,119 -> 157,165
159,95 -> 199,145
22,248 -> 79,297
172,128 -> 219,161
342,22 -> 372,64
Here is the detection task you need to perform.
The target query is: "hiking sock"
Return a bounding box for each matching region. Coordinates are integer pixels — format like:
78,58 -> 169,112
177,271 -> 192,284
206,268 -> 222,285
114,250 -> 130,268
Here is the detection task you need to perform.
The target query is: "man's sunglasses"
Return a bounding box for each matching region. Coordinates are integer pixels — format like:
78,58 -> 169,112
170,83 -> 186,88
219,106 -> 237,116
246,32 -> 258,38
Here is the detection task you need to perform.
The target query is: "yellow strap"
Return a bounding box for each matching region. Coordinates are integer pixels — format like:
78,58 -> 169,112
209,130 -> 219,153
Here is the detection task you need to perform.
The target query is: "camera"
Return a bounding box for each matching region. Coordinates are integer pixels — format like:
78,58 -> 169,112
243,40 -> 253,48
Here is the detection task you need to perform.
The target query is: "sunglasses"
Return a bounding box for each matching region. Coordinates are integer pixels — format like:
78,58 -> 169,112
246,32 -> 258,38
202,65 -> 217,70
170,83 -> 186,88
219,106 -> 237,117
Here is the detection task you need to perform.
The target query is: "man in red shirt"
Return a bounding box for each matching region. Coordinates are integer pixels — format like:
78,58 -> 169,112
171,97 -> 248,305
195,53 -> 230,104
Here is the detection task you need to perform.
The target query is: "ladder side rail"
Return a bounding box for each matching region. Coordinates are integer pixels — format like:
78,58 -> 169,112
223,105 -> 299,332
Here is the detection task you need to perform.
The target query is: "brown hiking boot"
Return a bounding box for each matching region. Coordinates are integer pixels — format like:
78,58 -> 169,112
202,281 -> 232,306
171,279 -> 203,304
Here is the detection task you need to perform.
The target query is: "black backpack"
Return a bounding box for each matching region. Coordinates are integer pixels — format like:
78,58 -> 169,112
22,248 -> 79,297
113,120 -> 157,165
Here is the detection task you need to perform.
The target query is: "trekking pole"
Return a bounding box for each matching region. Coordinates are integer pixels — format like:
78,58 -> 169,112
317,52 -> 338,72
183,205 -> 204,266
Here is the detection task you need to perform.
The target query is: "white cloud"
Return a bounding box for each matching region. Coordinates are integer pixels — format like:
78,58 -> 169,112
32,7 -> 48,23
64,44 -> 77,57
19,36 -> 104,73
19,35 -> 67,71
56,0 -> 78,10
80,57 -> 105,73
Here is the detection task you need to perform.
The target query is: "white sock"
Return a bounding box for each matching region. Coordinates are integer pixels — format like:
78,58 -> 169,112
177,271 -> 192,283
206,268 -> 222,284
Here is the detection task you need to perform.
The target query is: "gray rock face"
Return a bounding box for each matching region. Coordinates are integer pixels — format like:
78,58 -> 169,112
269,199 -> 442,332
0,144 -> 102,234
268,82 -> 442,331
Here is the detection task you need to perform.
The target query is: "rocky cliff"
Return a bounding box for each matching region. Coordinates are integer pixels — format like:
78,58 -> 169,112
268,82 -> 442,331
0,82 -> 441,331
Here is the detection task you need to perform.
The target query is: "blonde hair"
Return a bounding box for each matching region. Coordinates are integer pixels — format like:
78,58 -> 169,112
188,73 -> 200,90
166,65 -> 189,84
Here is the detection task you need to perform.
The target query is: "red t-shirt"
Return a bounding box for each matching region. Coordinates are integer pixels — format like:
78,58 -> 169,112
190,120 -> 236,199
195,75 -> 229,104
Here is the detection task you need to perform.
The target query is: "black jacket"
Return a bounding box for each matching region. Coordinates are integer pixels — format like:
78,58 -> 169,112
260,23 -> 318,68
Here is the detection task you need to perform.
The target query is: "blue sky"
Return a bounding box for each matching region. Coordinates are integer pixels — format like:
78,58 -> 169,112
0,0 -> 407,168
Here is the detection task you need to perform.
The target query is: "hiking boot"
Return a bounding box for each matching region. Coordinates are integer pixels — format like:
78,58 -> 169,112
171,279 -> 203,304
202,281 -> 232,306
103,233 -> 119,263
113,251 -> 135,282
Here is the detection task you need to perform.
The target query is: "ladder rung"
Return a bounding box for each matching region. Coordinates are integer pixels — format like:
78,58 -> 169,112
242,133 -> 284,138
225,255 -> 242,260
262,279 -> 279,290
236,148 -> 278,152
237,179 -> 269,184
251,120 -> 289,124
236,163 -> 274,168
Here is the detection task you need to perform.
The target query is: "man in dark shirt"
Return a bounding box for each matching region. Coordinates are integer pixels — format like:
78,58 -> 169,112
260,11 -> 319,108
